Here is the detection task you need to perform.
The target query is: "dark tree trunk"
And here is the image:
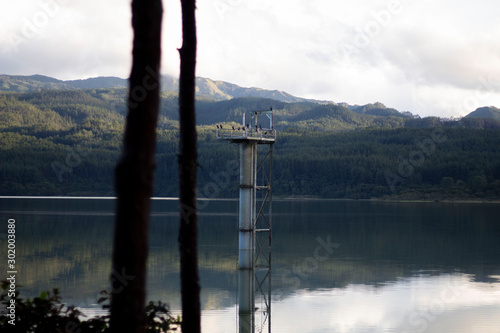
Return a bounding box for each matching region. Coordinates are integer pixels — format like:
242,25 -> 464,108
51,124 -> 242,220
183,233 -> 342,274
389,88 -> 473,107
110,0 -> 162,332
178,0 -> 201,332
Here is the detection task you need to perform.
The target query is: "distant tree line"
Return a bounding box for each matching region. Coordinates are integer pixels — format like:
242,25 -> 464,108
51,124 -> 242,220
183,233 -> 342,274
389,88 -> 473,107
1,127 -> 500,200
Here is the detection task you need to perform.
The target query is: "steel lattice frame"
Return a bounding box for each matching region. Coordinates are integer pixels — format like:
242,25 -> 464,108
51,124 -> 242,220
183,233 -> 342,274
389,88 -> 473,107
254,142 -> 273,333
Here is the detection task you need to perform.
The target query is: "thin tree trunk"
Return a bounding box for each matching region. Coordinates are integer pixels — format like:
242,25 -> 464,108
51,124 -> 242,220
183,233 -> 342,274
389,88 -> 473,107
178,0 -> 201,332
110,0 -> 162,332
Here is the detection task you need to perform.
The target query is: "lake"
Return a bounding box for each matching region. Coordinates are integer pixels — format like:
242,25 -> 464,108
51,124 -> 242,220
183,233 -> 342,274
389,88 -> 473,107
1,197 -> 500,332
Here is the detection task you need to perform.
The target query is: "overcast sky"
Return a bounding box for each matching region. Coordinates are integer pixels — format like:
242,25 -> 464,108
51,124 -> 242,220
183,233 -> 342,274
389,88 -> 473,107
2,0 -> 500,117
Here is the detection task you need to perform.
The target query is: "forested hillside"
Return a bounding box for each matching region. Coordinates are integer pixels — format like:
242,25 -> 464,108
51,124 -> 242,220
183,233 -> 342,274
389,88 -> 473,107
465,106 -> 500,120
1,89 -> 500,200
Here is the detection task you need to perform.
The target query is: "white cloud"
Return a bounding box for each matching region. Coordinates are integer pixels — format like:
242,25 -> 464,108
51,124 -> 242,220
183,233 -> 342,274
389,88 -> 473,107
2,0 -> 500,117
0,0 -> 133,79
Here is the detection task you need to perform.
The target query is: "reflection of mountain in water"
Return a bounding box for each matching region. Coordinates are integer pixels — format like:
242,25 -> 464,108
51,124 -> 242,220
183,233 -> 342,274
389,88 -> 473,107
2,198 -> 500,311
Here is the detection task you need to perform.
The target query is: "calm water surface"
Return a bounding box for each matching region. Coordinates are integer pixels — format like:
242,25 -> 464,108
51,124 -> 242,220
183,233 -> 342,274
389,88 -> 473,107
1,197 -> 500,332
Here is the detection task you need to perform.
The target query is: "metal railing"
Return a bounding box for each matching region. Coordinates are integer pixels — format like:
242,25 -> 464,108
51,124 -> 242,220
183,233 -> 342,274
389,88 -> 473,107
216,129 -> 276,141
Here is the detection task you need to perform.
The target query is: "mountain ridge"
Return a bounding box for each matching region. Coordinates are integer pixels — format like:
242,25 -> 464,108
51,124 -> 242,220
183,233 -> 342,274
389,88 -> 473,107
0,74 -> 332,105
2,74 -> 500,121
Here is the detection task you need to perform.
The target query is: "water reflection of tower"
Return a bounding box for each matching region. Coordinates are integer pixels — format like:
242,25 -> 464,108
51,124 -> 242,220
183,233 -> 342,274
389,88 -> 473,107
216,110 -> 275,333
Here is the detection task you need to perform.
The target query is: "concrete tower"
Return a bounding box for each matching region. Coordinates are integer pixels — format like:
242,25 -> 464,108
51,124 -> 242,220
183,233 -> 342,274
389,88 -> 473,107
217,110 -> 275,333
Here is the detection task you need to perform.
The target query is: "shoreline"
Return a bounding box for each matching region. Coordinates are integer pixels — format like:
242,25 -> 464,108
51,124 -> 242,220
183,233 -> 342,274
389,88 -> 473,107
1,195 -> 499,204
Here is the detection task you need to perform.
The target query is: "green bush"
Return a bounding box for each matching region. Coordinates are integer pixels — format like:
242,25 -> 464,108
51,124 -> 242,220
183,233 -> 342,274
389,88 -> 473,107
0,281 -> 180,333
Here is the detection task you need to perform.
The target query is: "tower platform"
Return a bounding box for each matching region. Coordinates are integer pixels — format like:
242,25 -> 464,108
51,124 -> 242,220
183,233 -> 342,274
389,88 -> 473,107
216,109 -> 276,144
216,129 -> 276,143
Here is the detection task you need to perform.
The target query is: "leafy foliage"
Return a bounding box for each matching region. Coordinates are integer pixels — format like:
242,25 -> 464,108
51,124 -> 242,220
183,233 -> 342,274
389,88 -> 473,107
0,282 -> 180,333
